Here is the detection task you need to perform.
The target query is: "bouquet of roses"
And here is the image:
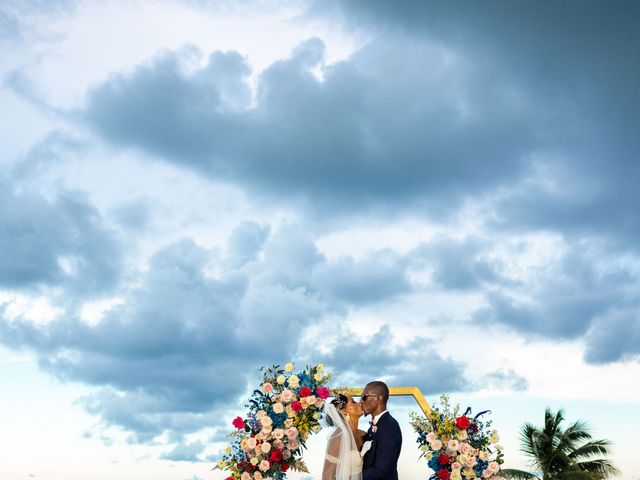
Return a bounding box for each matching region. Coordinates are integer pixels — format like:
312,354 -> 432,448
215,362 -> 332,480
410,395 -> 504,480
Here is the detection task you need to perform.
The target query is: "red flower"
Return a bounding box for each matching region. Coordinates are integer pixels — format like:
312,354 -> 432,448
437,469 -> 451,480
291,401 -> 303,413
317,387 -> 330,399
438,453 -> 450,465
270,448 -> 283,463
232,416 -> 246,429
280,462 -> 289,472
226,477 -> 234,480
455,415 -> 471,430
299,386 -> 312,397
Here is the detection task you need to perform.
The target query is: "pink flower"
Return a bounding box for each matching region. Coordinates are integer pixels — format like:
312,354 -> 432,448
259,460 -> 270,472
317,387 -> 330,399
451,462 -> 462,471
281,390 -> 294,403
262,382 -> 274,393
260,442 -> 271,453
241,473 -> 251,480
288,439 -> 299,449
253,473 -> 263,480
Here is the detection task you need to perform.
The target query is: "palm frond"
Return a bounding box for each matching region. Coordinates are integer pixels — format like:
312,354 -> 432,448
575,459 -> 620,477
569,440 -> 614,461
500,468 -> 541,480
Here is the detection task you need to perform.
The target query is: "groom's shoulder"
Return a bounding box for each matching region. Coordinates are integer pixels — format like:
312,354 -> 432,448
381,412 -> 401,429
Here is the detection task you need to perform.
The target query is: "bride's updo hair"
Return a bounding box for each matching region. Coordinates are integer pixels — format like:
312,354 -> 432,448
326,394 -> 348,427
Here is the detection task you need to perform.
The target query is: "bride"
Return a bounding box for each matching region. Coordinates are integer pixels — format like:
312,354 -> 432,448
322,394 -> 366,480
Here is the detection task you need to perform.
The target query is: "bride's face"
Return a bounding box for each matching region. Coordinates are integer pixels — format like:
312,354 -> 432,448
343,395 -> 363,417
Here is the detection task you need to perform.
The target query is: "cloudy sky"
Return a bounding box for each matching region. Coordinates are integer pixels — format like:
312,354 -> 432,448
1,1 -> 639,479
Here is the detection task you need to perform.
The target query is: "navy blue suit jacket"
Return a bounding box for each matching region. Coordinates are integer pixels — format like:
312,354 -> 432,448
362,412 -> 402,480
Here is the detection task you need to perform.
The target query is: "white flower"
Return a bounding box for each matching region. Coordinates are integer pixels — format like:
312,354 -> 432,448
316,363 -> 324,372
276,375 -> 286,385
426,432 -> 437,443
488,461 -> 500,473
430,439 -> 443,451
314,373 -> 323,381
456,430 -> 468,441
261,416 -> 273,427
447,439 -> 460,451
288,375 -> 300,388
495,444 -> 503,451
242,473 -> 251,480
259,460 -> 270,472
260,442 -> 271,453
285,363 -> 294,372
273,402 -> 284,414
479,450 -> 489,461
247,437 -> 257,449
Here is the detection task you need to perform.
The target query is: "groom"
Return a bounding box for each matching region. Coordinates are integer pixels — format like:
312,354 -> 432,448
359,381 -> 402,480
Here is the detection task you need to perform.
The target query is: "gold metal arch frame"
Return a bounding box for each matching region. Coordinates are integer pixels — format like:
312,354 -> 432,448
332,386 -> 432,415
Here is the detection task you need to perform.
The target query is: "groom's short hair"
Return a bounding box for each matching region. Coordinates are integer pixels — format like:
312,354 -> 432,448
366,381 -> 389,403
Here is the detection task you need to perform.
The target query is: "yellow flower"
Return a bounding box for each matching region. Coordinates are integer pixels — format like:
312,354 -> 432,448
285,363 -> 294,372
217,460 -> 225,469
276,374 -> 286,385
240,439 -> 248,449
316,363 -> 324,372
313,412 -> 321,419
314,373 -> 323,381
224,447 -> 232,454
250,457 -> 259,465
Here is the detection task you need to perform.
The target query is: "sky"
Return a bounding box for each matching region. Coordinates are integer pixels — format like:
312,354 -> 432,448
1,1 -> 639,479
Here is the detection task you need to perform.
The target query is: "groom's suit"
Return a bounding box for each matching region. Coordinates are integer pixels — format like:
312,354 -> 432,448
362,411 -> 402,480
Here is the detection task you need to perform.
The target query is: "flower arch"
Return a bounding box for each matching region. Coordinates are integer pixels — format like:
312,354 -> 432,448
215,364 -> 504,480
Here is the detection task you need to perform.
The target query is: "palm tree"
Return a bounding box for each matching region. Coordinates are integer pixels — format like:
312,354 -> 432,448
502,408 -> 619,480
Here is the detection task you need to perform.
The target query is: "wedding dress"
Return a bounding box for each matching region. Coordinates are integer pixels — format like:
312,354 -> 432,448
322,403 -> 363,480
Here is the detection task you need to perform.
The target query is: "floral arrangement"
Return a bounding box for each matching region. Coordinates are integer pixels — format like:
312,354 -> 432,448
410,395 -> 504,480
215,362 -> 332,480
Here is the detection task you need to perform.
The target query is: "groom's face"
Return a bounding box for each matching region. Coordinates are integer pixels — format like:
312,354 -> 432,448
359,388 -> 383,415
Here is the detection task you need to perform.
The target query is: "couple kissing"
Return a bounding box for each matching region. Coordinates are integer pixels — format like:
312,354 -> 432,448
322,381 -> 402,480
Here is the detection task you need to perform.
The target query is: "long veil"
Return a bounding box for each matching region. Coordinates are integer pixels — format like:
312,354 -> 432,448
322,403 -> 363,480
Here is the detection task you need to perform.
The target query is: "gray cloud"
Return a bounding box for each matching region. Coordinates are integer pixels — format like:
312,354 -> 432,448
313,325 -> 467,394
0,179 -> 122,297
584,309 -> 640,364
82,35 -> 543,216
311,249 -> 409,304
226,220 -> 270,268
161,440 -> 205,462
313,0 -> 640,243
482,368 -> 528,392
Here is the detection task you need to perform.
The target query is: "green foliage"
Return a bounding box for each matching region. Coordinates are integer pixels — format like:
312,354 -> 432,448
502,409 -> 619,480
